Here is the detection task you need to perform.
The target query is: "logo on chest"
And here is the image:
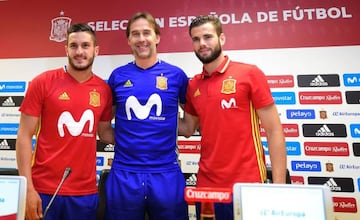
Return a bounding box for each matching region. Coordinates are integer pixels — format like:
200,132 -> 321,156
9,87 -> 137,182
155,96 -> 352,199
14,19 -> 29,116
221,77 -> 236,94
125,93 -> 164,120
221,77 -> 237,109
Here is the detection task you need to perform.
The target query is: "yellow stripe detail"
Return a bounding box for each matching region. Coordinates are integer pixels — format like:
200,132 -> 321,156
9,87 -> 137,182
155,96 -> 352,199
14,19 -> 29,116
31,117 -> 42,167
249,101 -> 267,182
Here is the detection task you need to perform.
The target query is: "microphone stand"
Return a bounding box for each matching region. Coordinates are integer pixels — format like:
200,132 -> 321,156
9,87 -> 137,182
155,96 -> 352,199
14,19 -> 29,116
42,167 -> 71,219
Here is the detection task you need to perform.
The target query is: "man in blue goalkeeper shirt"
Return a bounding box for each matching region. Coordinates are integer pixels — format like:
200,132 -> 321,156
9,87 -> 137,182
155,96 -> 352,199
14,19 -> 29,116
105,12 -> 189,220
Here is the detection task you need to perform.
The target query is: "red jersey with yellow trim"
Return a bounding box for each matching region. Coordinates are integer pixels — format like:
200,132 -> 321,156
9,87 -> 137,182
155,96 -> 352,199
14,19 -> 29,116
19,67 -> 113,195
184,56 -> 273,188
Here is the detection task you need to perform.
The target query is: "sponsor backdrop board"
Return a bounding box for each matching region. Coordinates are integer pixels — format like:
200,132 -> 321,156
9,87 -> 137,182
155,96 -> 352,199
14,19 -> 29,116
0,0 -> 359,219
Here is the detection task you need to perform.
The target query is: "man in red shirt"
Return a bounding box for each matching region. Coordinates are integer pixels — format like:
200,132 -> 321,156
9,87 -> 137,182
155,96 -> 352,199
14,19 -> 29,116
179,15 -> 287,220
16,23 -> 114,220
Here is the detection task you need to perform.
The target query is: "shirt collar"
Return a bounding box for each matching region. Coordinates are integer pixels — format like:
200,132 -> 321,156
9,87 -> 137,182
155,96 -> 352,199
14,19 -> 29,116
201,55 -> 231,79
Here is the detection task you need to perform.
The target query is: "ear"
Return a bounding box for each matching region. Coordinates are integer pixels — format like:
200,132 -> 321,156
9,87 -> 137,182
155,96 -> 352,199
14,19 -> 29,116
219,33 -> 226,47
155,34 -> 160,45
65,45 -> 68,56
95,45 -> 99,56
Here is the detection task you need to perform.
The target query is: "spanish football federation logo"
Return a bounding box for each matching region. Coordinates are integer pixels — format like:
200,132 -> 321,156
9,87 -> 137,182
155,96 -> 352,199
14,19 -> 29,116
89,90 -> 100,107
49,11 -> 71,42
221,77 -> 236,94
156,74 -> 168,90
319,110 -> 328,119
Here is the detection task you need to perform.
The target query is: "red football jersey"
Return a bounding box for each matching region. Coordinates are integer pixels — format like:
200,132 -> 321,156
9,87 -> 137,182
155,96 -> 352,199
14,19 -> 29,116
20,67 -> 112,195
185,56 -> 274,188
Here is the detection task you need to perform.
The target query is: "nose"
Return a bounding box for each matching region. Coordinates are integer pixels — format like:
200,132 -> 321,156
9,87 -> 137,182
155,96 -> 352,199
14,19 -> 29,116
75,46 -> 83,54
138,33 -> 146,41
199,37 -> 207,46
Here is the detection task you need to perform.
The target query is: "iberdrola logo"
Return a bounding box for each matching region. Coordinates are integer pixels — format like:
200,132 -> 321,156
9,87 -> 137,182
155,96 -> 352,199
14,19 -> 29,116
49,11 -> 71,42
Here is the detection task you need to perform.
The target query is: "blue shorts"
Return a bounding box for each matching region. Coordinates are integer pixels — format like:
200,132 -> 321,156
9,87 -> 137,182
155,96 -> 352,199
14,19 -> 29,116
105,168 -> 189,220
40,193 -> 98,220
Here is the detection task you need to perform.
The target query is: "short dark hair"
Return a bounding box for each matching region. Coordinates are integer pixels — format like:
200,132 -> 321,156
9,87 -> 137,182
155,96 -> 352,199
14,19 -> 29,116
67,23 -> 97,45
126,12 -> 160,38
189,15 -> 223,36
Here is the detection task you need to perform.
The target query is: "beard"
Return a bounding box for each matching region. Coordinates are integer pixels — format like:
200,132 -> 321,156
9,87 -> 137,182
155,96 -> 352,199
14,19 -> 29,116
195,43 -> 222,64
67,55 -> 94,71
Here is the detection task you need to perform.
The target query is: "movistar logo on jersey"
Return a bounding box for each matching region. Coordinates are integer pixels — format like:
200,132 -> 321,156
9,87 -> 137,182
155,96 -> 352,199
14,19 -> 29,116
58,109 -> 95,137
125,93 -> 165,120
221,98 -> 238,109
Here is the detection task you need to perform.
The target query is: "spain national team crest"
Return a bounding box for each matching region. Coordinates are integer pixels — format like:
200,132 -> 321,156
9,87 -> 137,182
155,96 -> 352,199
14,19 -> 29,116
49,11 -> 71,42
221,77 -> 236,94
156,75 -> 168,90
319,110 -> 327,119
89,91 -> 100,107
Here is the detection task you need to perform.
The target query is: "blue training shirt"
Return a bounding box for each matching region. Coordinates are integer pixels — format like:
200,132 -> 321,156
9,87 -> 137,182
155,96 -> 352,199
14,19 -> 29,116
108,60 -> 188,172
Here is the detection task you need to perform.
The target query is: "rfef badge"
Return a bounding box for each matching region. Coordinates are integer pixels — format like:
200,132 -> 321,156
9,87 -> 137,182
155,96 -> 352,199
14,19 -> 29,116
89,90 -> 100,107
49,11 -> 72,42
221,77 -> 236,94
156,75 -> 168,90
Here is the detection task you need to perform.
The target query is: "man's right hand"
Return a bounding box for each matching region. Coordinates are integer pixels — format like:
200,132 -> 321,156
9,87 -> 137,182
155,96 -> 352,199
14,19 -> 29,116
25,188 -> 43,220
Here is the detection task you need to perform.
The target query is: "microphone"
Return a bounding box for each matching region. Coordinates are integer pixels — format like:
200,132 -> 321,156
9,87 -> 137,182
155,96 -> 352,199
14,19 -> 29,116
42,167 -> 71,219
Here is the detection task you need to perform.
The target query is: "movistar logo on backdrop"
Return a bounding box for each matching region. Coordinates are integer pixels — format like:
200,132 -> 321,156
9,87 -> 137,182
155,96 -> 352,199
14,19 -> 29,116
125,93 -> 164,120
0,82 -> 26,93
271,92 -> 296,105
262,141 -> 300,156
343,73 -> 360,86
350,124 -> 360,138
0,123 -> 18,135
285,142 -> 301,155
